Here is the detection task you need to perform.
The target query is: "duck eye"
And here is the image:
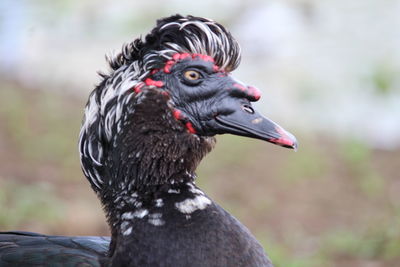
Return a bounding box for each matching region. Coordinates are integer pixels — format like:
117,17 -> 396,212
184,70 -> 201,81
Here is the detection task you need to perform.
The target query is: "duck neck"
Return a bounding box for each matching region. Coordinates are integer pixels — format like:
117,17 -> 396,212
90,88 -> 215,256
101,127 -> 215,212
104,178 -> 213,259
100,127 -> 215,255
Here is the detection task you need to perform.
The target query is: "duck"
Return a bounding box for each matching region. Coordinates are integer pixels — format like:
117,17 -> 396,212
0,14 -> 297,267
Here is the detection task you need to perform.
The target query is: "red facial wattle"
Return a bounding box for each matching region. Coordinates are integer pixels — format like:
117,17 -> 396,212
145,78 -> 164,88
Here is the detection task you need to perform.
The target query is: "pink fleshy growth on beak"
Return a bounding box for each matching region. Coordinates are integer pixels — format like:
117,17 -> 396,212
248,86 -> 261,101
233,83 -> 262,101
233,83 -> 247,91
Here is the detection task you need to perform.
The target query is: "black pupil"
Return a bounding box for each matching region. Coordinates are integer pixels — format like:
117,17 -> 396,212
189,72 -> 197,79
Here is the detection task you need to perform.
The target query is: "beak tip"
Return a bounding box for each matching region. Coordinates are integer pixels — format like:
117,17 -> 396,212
288,133 -> 298,151
269,137 -> 298,150
269,126 -> 298,151
291,140 -> 299,151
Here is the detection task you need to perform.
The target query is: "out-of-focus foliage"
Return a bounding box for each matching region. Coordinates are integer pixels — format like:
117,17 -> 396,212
0,180 -> 62,230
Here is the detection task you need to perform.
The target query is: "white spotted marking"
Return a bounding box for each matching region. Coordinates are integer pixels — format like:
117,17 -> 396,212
187,183 -> 205,195
175,195 -> 211,214
132,209 -> 149,218
155,198 -> 164,207
134,201 -> 143,208
120,221 -> 132,236
168,189 -> 180,194
125,197 -> 136,204
121,212 -> 134,220
122,226 -> 132,236
148,213 -> 165,226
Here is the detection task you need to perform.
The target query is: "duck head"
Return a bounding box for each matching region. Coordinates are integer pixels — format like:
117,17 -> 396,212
143,53 -> 297,149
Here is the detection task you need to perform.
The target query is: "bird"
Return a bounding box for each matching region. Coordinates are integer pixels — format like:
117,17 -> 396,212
0,14 -> 297,267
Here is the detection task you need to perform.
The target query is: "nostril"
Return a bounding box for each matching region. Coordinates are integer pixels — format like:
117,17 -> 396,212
242,104 -> 254,114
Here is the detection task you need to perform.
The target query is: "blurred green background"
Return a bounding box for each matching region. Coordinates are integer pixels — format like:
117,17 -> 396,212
1,1 -> 399,266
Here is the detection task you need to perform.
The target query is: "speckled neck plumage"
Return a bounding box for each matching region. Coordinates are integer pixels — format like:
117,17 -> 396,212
96,88 -> 215,256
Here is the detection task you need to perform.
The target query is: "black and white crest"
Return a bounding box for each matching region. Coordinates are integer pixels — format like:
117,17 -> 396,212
79,15 -> 241,192
108,14 -> 241,73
